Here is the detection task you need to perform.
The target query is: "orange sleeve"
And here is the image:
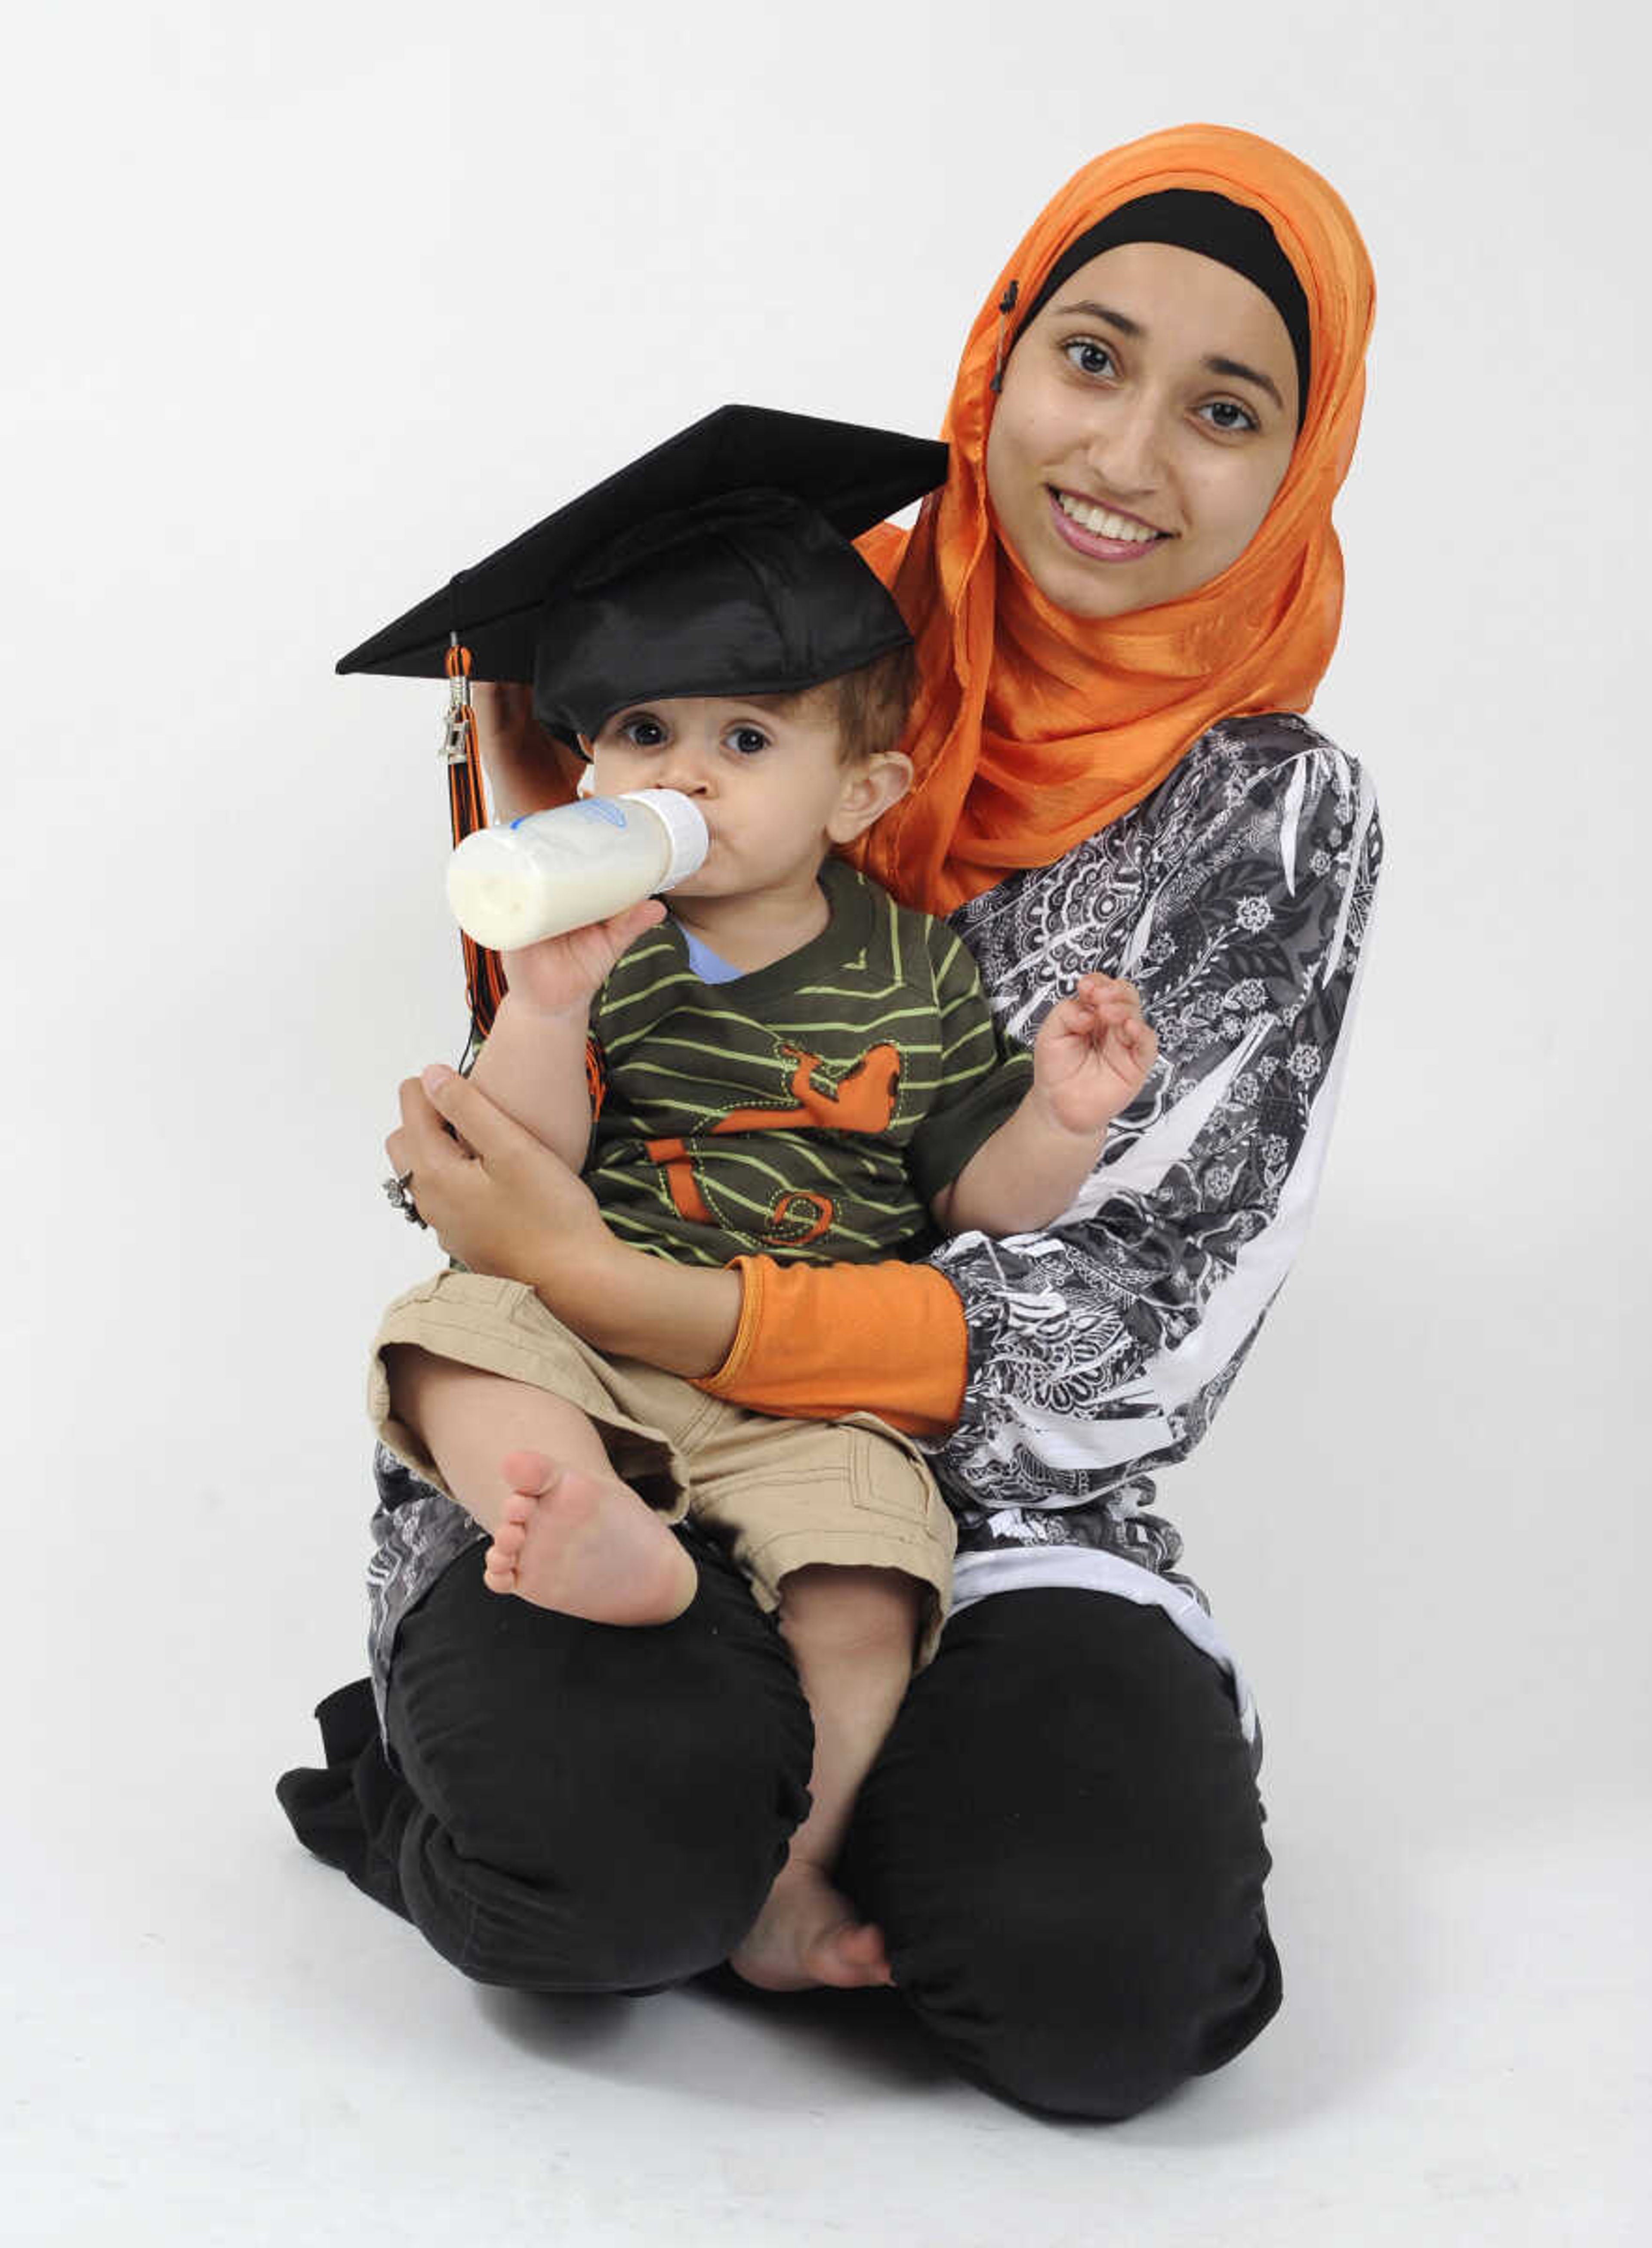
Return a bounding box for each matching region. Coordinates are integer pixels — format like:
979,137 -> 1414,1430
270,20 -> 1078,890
692,1256 -> 968,1438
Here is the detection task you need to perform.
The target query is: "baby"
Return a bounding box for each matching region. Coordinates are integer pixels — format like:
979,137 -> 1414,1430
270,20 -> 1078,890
360,413 -> 1156,1992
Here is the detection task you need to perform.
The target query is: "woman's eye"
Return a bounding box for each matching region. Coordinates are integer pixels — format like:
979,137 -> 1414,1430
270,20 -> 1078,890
727,726 -> 771,756
1198,399 -> 1260,435
620,716 -> 667,748
1062,338 -> 1116,379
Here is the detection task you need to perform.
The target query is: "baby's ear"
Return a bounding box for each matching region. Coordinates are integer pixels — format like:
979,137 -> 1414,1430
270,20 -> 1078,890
828,751 -> 913,844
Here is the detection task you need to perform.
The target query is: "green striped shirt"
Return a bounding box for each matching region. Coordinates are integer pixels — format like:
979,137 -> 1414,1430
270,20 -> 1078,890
586,856 -> 1032,1266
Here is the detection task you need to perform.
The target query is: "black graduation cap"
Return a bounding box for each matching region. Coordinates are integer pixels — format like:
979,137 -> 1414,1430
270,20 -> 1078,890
336,404 -> 947,746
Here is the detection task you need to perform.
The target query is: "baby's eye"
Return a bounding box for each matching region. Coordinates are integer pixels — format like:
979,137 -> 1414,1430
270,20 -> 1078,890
1198,399 -> 1260,435
726,725 -> 771,756
1062,337 -> 1116,379
619,714 -> 669,748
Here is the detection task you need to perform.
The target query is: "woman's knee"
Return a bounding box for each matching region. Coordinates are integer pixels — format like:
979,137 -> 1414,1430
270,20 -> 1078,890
399,1789 -> 800,1991
386,1540 -> 814,1987
845,1589 -> 1279,2116
897,1853 -> 1282,2118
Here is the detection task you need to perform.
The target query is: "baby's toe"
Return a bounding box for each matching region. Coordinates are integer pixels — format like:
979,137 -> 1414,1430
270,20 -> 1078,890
497,1488 -> 537,1532
489,1518 -> 527,1562
501,1449 -> 560,1498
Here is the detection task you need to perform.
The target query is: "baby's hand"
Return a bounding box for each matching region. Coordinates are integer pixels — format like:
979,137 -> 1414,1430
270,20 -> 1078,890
502,897 -> 667,1019
1032,974 -> 1159,1137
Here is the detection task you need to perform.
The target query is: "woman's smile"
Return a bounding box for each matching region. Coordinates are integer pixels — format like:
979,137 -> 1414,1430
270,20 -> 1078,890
1048,485 -> 1173,561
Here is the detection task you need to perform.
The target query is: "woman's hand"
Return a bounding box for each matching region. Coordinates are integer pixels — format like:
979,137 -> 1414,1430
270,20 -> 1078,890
386,1063 -> 623,1321
386,1065 -> 743,1373
472,681 -> 580,823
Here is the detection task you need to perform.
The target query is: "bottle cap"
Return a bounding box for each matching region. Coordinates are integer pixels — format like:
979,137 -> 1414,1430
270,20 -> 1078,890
620,789 -> 710,888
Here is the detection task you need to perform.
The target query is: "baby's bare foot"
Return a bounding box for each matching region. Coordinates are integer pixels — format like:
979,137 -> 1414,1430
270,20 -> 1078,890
729,1861 -> 894,1993
482,1451 -> 696,1625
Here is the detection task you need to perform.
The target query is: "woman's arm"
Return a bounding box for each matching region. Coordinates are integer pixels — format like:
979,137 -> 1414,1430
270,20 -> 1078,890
705,729 -> 1383,1494
561,1237 -> 744,1377
696,1255 -> 969,1437
386,1064 -> 742,1375
925,730 -> 1383,1507
471,680 -> 584,822
387,1064 -> 962,1431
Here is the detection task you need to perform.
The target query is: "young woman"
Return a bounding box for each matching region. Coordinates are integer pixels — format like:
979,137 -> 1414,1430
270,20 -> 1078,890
281,122 -> 1378,2121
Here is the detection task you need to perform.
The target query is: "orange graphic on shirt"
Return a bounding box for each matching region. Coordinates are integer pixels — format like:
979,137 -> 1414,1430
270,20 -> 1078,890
760,1190 -> 836,1249
644,1042 -> 902,1231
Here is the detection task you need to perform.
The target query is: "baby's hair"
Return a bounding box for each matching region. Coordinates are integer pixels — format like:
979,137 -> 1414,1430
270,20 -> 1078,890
756,640 -> 916,765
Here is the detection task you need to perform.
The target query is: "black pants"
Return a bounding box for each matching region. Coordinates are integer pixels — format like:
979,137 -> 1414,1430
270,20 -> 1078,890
278,1527 -> 1280,2120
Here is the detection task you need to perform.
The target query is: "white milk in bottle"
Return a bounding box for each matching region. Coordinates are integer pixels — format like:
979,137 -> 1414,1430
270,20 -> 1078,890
446,789 -> 709,951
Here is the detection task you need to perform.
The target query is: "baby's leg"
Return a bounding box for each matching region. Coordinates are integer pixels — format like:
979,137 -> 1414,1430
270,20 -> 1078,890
384,1345 -> 696,1626
730,1565 -> 925,1992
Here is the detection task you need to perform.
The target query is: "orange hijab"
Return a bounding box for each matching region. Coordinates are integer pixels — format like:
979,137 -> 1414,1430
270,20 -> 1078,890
849,124 -> 1375,916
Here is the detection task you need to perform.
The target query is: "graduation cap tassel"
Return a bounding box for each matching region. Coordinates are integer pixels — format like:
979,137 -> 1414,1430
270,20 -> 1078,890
442,636 -> 508,1044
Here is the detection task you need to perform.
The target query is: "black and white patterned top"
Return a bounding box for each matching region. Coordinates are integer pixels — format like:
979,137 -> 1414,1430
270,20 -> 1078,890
364,714 -> 1382,1757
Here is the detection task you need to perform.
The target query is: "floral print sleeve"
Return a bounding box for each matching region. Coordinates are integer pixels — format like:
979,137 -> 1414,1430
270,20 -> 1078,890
928,716 -> 1382,1578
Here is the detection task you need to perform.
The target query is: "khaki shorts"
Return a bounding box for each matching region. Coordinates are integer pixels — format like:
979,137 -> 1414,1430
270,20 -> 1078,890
368,1269 -> 955,1666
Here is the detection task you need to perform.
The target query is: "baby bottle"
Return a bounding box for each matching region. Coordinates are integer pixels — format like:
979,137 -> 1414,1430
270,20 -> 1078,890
446,789 -> 709,951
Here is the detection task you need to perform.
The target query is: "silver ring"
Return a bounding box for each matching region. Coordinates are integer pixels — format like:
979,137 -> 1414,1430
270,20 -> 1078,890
382,1169 -> 427,1228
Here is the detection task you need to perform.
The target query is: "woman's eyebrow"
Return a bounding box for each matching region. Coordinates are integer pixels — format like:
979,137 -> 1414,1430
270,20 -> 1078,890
1203,355 -> 1285,413
1054,298 -> 1145,338
1051,300 -> 1285,413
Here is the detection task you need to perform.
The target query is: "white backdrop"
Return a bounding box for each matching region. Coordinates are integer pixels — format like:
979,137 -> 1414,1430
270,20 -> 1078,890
4,3 -> 1646,2242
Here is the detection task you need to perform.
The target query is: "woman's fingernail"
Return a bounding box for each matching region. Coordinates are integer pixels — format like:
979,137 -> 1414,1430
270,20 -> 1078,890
421,1063 -> 456,1093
